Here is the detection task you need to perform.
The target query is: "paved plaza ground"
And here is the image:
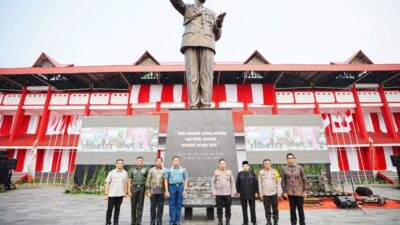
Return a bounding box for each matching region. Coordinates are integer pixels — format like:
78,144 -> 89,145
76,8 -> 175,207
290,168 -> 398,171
0,185 -> 399,225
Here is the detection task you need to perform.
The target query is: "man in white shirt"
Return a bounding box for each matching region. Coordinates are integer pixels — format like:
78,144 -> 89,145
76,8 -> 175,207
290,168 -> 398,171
104,159 -> 129,225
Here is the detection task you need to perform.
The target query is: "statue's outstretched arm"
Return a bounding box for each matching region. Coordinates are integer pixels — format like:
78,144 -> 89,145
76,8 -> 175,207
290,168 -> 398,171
214,12 -> 226,41
170,0 -> 186,16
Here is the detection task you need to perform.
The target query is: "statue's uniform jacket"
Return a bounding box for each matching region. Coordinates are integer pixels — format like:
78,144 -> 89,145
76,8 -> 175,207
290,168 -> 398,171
180,4 -> 219,54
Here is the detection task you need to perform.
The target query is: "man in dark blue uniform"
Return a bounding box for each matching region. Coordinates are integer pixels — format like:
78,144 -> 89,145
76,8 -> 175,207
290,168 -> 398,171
236,161 -> 259,225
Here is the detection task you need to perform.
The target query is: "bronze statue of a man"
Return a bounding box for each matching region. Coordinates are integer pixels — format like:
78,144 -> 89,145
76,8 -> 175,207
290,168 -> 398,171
170,0 -> 226,109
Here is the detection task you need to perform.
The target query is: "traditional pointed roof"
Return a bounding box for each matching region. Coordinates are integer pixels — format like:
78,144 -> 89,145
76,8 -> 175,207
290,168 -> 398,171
32,52 -> 74,68
244,50 -> 270,64
330,50 -> 373,65
134,51 -> 160,65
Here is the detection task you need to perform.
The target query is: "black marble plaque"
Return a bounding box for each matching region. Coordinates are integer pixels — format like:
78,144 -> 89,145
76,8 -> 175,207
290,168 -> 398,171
165,109 -> 238,178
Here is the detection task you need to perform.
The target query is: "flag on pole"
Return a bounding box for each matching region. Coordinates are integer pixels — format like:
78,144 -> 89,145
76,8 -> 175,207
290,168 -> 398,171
344,109 -> 353,123
332,112 -> 350,133
27,138 -> 39,180
322,112 -> 331,129
333,112 -> 341,128
342,109 -> 353,129
369,137 -> 378,170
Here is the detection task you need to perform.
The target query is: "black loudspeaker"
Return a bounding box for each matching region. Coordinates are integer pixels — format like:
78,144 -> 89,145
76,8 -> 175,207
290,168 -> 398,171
0,151 -> 9,157
0,151 -> 8,161
0,170 -> 8,184
391,155 -> 400,167
334,196 -> 357,208
355,186 -> 373,196
0,162 -> 7,170
0,152 -> 9,184
0,151 -> 10,170
7,159 -> 17,170
0,151 -> 8,163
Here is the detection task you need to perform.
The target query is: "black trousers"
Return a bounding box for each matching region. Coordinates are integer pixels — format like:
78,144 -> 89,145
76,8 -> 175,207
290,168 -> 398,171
288,196 -> 305,225
131,185 -> 146,225
240,199 -> 256,224
216,195 -> 232,220
150,194 -> 165,225
106,196 -> 123,224
263,195 -> 279,220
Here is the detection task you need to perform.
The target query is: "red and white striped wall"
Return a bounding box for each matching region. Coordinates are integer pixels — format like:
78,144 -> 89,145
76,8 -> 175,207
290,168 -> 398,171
0,115 -> 15,136
1,85 -> 399,110
7,149 -> 76,173
328,147 -> 398,172
320,111 -> 400,134
0,114 -> 40,136
0,114 -> 83,140
128,84 -> 274,109
1,86 -> 400,174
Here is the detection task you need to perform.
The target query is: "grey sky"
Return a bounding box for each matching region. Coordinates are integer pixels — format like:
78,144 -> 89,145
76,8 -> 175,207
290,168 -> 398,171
0,0 -> 399,67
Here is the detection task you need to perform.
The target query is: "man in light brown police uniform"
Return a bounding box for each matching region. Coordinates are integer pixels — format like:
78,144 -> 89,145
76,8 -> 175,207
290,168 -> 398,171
258,159 -> 282,225
211,159 -> 236,225
104,158 -> 129,225
169,0 -> 226,109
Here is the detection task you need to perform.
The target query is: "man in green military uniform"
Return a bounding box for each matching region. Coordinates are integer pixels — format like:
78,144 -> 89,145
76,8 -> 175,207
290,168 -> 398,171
169,0 -> 226,109
128,156 -> 148,225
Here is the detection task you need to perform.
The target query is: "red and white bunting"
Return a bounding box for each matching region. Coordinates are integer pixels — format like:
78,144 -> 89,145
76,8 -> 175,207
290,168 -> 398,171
46,115 -> 67,135
67,115 -> 83,135
331,113 -> 350,133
